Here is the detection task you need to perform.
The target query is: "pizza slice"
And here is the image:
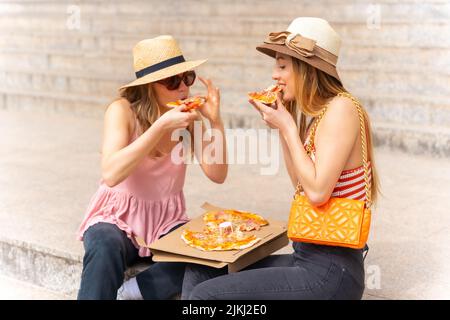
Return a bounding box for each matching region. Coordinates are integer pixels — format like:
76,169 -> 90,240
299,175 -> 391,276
166,96 -> 206,111
203,209 -> 269,232
248,84 -> 282,105
181,229 -> 261,251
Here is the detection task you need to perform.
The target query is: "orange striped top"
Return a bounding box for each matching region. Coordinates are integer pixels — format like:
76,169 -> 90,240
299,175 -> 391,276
305,139 -> 372,201
331,164 -> 372,201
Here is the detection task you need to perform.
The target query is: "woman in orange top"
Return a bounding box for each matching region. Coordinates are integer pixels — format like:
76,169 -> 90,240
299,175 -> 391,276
182,17 -> 380,300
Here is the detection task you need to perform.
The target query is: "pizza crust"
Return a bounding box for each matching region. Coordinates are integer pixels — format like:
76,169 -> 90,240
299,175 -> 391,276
166,96 -> 206,111
248,85 -> 282,105
181,230 -> 261,251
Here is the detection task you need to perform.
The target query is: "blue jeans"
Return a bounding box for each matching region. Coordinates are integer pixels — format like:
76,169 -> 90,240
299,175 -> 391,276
77,222 -> 186,300
182,242 -> 367,300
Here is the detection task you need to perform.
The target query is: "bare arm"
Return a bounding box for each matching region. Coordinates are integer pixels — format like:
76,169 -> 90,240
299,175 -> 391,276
101,99 -> 196,187
252,96 -> 359,206
100,100 -> 166,187
282,99 -> 359,205
193,77 -> 228,184
193,117 -> 228,184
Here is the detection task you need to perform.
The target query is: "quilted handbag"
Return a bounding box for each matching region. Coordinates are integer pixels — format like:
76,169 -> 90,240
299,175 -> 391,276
287,92 -> 372,249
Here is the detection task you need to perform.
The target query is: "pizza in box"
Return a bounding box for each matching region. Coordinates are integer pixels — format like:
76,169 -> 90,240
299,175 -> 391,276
181,209 -> 269,251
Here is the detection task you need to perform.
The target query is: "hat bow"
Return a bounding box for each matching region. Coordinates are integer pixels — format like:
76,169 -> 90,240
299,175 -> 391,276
265,31 -> 316,58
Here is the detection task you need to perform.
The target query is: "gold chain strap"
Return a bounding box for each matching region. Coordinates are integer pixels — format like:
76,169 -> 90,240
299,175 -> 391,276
294,92 -> 372,208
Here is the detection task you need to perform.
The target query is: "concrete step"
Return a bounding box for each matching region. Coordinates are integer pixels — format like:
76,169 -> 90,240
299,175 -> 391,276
373,122 -> 450,157
1,12 -> 449,49
1,87 -> 450,157
0,47 -> 448,85
0,235 -> 164,298
355,90 -> 450,128
1,108 -> 450,299
3,17 -> 450,53
3,30 -> 449,68
2,65 -> 450,108
0,274 -> 71,300
0,107 -> 450,299
0,89 -> 108,118
1,1 -> 449,25
2,69 -> 450,127
0,88 -> 267,130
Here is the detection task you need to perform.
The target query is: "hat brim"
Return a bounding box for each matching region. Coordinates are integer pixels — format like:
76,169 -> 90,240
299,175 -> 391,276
119,59 -> 207,89
256,43 -> 341,82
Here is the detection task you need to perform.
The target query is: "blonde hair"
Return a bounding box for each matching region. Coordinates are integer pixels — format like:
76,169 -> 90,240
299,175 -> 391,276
118,84 -> 160,136
117,83 -> 194,158
285,58 -> 380,204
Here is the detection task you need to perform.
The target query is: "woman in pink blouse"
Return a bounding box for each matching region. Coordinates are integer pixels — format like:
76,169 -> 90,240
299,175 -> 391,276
76,35 -> 227,300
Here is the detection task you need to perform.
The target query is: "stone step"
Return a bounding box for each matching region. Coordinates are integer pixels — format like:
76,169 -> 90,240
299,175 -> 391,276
3,25 -> 450,62
1,12 -> 449,49
0,43 -> 450,77
0,37 -> 450,79
373,121 -> 450,157
0,234 -> 171,298
1,64 -> 450,128
354,90 -> 450,128
1,108 -> 450,300
1,0 -> 449,25
0,69 -> 125,98
0,88 -> 264,130
0,234 -> 294,299
2,76 -> 450,129
0,274 -> 71,300
1,88 -> 450,157
0,89 -> 108,118
2,66 -> 450,110
0,236 -> 81,298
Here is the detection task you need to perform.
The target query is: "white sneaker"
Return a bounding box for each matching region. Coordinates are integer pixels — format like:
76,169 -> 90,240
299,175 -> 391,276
116,277 -> 143,300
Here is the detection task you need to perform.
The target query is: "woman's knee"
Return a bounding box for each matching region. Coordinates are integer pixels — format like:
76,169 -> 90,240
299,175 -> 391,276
188,281 -> 218,300
182,264 -> 227,300
83,223 -> 127,261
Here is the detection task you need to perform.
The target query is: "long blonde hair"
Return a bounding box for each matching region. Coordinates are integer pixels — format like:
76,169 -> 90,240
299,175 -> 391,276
118,84 -> 160,136
117,83 -> 194,158
285,58 -> 380,204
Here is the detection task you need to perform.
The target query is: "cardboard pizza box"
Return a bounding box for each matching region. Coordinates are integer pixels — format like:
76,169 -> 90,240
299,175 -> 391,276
137,202 -> 289,273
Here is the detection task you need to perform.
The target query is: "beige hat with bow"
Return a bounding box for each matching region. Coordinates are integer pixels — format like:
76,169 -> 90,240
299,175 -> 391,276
120,35 -> 207,89
256,17 -> 341,82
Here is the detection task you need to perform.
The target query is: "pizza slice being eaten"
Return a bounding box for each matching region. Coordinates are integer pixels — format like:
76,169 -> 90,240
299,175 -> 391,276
166,96 -> 206,111
248,84 -> 281,105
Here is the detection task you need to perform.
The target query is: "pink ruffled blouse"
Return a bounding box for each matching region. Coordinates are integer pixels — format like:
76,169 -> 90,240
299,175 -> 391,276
76,116 -> 190,257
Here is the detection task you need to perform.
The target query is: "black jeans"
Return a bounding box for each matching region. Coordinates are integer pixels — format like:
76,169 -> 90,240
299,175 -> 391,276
182,242 -> 366,300
77,222 -> 186,300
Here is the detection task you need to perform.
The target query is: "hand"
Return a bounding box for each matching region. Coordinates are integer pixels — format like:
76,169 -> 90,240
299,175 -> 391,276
196,76 -> 221,124
158,105 -> 199,132
248,93 -> 296,133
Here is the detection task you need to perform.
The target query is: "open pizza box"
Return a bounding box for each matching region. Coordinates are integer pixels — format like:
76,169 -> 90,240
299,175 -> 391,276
139,202 -> 289,273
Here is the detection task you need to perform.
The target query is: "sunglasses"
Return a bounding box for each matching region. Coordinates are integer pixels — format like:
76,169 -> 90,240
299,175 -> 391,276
157,71 -> 196,90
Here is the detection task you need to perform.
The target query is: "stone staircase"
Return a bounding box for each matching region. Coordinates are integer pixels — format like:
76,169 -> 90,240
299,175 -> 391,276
1,0 -> 450,299
1,0 -> 449,154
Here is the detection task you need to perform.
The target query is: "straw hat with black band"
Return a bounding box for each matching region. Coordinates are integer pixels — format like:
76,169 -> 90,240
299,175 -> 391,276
256,17 -> 342,82
120,35 -> 207,89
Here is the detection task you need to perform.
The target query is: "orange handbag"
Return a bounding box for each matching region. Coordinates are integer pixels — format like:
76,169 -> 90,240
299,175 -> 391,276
287,92 -> 372,249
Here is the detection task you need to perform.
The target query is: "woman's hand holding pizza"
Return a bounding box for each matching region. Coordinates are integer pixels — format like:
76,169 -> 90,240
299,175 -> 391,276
158,104 -> 198,131
249,93 -> 296,134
